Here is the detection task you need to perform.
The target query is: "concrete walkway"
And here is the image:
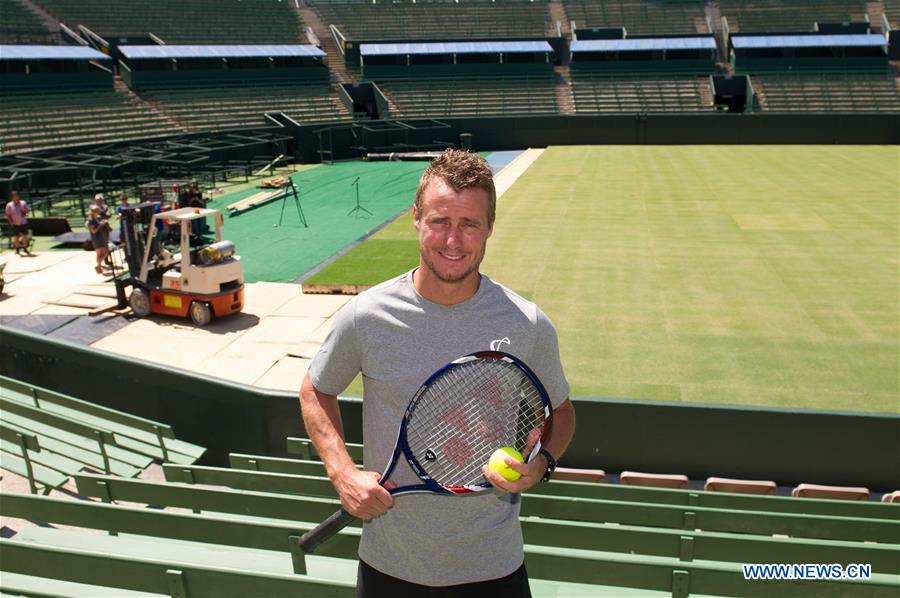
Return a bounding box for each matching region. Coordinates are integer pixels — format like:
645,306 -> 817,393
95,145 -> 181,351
0,249 -> 350,393
0,153 -> 539,393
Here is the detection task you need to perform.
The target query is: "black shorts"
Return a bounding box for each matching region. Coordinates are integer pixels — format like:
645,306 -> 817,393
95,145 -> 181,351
357,559 -> 532,598
11,224 -> 28,235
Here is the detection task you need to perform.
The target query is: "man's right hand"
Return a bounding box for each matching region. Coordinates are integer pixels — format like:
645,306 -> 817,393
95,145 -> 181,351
333,468 -> 394,520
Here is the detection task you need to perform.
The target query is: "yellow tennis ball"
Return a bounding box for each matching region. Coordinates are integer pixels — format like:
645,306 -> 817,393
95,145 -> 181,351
489,447 -> 524,481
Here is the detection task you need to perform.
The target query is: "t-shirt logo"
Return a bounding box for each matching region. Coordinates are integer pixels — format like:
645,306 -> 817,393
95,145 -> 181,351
490,337 -> 511,351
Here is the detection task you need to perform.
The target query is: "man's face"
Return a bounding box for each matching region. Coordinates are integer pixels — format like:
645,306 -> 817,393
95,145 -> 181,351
11,192 -> 20,203
413,178 -> 493,285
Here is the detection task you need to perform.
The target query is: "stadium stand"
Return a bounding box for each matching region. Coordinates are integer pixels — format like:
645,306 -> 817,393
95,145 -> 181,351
884,2 -> 900,29
719,0 -> 869,33
0,82 -> 185,155
137,80 -> 351,131
0,374 -> 205,493
0,0 -> 57,44
620,471 -> 691,489
309,0 -> 554,40
564,0 -> 710,35
2,436 -> 898,596
704,477 -> 778,495
792,483 -> 871,501
571,73 -> 714,113
31,0 -> 303,43
376,72 -> 559,118
752,71 -> 900,112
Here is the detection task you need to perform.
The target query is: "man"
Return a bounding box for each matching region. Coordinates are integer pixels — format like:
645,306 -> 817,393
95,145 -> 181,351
5,191 -> 31,256
300,149 -> 576,596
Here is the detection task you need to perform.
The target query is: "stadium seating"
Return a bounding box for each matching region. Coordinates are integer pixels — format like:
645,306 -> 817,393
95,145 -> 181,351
885,3 -> 900,29
0,0 -> 57,44
310,0 -> 553,41
564,0 -> 709,35
571,73 -> 714,113
31,0 -> 302,43
0,375 -> 205,493
375,73 -> 559,118
3,431 -> 899,595
752,71 -> 900,112
620,471 -> 690,489
719,0 -> 869,33
704,477 -> 778,495
0,82 -> 185,155
135,81 -> 351,132
554,467 -> 607,483
792,483 -> 871,501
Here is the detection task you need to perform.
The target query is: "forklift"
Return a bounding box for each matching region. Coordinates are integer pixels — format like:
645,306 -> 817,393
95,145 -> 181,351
115,202 -> 244,326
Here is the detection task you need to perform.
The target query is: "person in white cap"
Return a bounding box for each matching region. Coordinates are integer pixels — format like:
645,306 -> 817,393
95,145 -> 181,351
92,193 -> 111,221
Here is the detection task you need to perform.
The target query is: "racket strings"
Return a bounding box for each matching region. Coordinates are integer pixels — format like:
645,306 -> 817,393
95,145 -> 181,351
406,360 -> 548,488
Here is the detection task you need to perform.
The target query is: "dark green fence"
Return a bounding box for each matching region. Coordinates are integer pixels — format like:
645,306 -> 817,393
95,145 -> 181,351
2,327 -> 897,489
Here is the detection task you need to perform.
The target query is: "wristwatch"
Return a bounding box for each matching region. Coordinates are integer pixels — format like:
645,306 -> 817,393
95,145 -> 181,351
538,448 -> 557,482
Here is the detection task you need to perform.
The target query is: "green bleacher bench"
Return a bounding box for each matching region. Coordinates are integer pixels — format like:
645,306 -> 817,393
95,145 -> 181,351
287,437 -> 364,462
8,488 -> 899,596
0,425 -> 67,494
0,376 -> 205,464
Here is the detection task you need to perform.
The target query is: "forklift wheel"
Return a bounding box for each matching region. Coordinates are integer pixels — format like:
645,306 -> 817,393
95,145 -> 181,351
129,288 -> 151,317
189,301 -> 213,327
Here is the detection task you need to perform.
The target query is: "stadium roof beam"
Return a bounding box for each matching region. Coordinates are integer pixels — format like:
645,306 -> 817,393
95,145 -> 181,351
118,45 -> 326,60
570,36 -> 717,72
729,33 -> 889,70
359,41 -> 554,57
358,40 -> 556,78
0,45 -> 111,61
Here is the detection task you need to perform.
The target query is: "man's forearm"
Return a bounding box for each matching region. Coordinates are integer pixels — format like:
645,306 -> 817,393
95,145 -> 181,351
545,399 -> 576,462
299,373 -> 357,482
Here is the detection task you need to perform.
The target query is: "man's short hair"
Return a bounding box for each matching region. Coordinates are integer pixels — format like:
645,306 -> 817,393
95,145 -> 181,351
415,149 -> 496,225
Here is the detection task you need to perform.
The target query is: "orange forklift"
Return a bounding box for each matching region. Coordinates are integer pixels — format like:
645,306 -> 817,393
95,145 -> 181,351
115,202 -> 244,326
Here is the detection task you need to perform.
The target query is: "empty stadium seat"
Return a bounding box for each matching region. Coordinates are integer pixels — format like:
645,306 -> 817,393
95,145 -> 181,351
620,471 -> 689,489
33,0 -> 301,43
719,0 -> 868,34
564,0 -> 709,35
552,467 -> 607,484
704,476 -> 777,495
882,491 -> 900,503
792,483 -> 870,501
311,0 -> 552,41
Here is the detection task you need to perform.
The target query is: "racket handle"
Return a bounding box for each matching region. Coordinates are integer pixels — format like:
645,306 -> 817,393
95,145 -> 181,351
299,507 -> 357,553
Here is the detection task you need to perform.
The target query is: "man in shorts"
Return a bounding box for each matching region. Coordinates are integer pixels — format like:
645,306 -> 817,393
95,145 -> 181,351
5,191 -> 31,255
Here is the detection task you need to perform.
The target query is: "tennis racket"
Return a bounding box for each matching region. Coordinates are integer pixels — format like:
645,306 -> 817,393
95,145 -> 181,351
298,350 -> 552,553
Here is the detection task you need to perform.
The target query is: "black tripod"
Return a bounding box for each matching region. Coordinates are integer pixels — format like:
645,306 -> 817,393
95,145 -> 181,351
276,179 -> 307,227
347,176 -> 372,218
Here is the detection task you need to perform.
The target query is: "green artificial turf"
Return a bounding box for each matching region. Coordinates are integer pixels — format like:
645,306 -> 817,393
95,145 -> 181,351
206,160 -> 429,283
313,145 -> 900,413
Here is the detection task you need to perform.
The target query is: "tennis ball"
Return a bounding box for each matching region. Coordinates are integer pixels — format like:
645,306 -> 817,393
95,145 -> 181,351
489,447 -> 524,481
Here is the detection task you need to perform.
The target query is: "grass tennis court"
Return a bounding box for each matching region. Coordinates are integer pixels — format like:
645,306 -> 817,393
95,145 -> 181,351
309,145 -> 899,413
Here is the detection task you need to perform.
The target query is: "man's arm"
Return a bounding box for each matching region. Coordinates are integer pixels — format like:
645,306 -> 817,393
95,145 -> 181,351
299,372 -> 393,519
483,398 -> 576,493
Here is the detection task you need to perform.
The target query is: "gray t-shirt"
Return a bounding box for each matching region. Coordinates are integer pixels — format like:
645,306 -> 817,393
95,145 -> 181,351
308,269 -> 569,586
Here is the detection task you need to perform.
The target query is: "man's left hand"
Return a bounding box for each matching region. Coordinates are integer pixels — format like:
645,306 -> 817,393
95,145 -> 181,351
481,453 -> 547,494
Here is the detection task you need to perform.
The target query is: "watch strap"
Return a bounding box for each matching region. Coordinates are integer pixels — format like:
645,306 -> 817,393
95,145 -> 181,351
538,448 -> 556,482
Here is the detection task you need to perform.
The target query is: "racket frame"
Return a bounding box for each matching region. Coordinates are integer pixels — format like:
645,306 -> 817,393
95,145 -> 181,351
298,350 -> 553,553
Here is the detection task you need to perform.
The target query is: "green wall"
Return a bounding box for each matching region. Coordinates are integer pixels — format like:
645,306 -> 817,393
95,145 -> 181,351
288,113 -> 900,162
2,327 -> 897,489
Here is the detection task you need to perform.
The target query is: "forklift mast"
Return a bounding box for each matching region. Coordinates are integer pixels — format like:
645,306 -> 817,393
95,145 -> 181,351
121,201 -> 160,278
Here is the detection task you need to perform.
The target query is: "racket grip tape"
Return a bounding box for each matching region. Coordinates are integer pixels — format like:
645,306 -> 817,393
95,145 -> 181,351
299,507 -> 357,553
